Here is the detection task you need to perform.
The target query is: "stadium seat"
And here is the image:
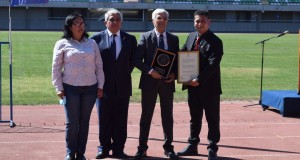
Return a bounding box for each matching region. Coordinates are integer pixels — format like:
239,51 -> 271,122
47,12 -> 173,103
287,0 -> 300,5
208,0 -> 261,5
154,0 -> 166,3
172,0 -> 192,3
268,0 -> 277,5
192,0 -> 210,4
220,0 -> 236,5
67,0 -> 89,1
94,0 -> 123,2
73,0 -> 116,1
269,0 -> 289,5
240,0 -> 261,4
278,0 -> 287,5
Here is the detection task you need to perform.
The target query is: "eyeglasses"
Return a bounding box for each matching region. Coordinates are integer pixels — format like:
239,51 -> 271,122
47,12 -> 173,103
72,22 -> 85,27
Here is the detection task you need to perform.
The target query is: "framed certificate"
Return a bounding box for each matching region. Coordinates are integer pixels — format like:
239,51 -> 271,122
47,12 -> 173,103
177,51 -> 199,83
151,48 -> 176,78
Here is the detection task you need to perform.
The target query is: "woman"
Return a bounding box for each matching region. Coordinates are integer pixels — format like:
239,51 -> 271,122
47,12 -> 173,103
52,12 -> 104,160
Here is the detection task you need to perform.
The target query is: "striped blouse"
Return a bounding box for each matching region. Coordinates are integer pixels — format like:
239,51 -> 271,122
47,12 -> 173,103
52,38 -> 104,92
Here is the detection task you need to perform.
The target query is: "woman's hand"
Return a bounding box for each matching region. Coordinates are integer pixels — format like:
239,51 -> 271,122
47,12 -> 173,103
57,90 -> 65,99
97,88 -> 103,98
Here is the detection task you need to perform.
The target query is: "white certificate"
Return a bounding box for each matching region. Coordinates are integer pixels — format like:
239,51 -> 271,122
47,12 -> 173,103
177,51 -> 199,83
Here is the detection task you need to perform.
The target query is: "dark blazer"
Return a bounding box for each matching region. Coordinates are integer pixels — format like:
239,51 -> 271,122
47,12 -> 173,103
134,29 -> 179,92
91,30 -> 137,97
181,30 -> 223,95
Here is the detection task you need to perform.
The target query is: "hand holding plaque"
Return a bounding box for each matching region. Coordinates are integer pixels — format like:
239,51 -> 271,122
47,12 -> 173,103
151,48 -> 176,79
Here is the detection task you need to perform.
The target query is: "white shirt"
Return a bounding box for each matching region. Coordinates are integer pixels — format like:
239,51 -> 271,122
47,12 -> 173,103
52,38 -> 104,92
154,29 -> 168,50
107,29 -> 122,59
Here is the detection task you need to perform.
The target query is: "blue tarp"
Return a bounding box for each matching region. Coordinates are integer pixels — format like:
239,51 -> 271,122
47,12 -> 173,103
261,90 -> 300,117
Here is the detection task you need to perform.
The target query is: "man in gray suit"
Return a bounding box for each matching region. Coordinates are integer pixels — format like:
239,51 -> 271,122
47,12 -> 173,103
134,8 -> 179,160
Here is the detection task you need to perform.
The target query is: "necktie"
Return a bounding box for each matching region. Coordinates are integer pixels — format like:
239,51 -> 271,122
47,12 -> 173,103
159,34 -> 164,49
111,34 -> 116,60
193,36 -> 200,51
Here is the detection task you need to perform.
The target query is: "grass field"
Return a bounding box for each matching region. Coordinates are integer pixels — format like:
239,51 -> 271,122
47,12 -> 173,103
0,31 -> 298,105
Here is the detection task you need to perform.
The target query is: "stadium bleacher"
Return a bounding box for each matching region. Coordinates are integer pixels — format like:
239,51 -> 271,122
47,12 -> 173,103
48,0 -> 300,5
269,0 -> 300,5
240,0 -> 261,4
141,0 -> 299,5
1,0 -> 299,32
55,0 -> 123,2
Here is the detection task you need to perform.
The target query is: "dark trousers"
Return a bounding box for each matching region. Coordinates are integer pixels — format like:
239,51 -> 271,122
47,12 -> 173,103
97,89 -> 130,154
63,83 -> 98,156
187,91 -> 220,152
138,83 -> 174,152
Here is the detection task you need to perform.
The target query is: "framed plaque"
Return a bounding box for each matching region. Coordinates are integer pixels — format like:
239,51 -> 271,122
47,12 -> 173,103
178,51 -> 199,83
151,48 -> 176,78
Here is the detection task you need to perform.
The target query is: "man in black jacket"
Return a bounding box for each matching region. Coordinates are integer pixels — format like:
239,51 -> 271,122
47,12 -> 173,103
177,10 -> 224,160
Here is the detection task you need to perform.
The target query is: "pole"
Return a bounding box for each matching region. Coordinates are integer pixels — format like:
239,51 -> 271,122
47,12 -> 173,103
9,3 -> 15,128
0,43 -> 3,120
259,41 -> 265,105
298,29 -> 300,95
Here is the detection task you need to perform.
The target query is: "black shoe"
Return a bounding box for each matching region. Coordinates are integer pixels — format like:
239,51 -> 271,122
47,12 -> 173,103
177,145 -> 198,156
113,152 -> 128,159
65,155 -> 75,160
95,150 -> 109,159
208,149 -> 218,160
75,154 -> 86,160
164,150 -> 179,160
134,150 -> 147,160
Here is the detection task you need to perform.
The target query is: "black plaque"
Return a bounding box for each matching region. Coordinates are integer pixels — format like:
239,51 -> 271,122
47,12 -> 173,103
151,48 -> 176,78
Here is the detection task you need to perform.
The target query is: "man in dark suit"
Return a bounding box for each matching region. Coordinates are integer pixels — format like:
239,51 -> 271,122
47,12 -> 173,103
134,8 -> 179,160
91,9 -> 137,159
176,10 -> 223,160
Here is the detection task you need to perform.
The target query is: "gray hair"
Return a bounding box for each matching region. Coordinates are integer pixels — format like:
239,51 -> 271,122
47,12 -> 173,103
152,8 -> 169,20
104,9 -> 123,22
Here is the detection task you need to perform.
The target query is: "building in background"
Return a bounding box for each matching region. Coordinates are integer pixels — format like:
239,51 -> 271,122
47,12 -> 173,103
0,0 -> 299,32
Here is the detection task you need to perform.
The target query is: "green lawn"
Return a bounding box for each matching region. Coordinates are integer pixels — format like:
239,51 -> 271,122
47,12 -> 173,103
0,31 -> 298,105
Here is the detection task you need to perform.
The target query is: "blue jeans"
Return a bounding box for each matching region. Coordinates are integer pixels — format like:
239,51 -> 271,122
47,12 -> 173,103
63,83 -> 97,156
